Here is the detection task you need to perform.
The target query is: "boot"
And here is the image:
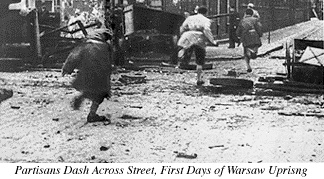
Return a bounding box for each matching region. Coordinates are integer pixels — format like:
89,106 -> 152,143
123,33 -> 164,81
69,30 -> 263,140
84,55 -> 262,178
87,113 -> 109,123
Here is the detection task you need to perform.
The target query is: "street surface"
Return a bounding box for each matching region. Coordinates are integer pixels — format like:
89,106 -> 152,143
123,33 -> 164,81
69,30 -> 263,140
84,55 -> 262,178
0,20 -> 323,163
1,54 -> 323,163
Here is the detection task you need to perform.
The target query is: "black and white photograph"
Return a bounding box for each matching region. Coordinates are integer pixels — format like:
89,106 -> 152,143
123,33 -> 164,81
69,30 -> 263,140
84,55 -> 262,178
0,0 -> 324,171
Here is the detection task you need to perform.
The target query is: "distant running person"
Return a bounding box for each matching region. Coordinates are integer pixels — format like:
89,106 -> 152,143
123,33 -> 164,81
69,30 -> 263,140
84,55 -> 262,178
236,8 -> 263,73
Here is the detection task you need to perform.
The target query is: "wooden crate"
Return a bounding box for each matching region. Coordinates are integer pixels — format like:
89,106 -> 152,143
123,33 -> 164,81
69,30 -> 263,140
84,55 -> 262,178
290,39 -> 324,85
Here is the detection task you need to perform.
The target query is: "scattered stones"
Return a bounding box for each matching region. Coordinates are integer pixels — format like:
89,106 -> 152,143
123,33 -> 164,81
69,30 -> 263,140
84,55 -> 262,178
116,122 -> 128,128
78,136 -> 86,140
21,151 -> 30,154
100,146 -> 110,151
284,95 -> 293,100
58,156 -> 64,162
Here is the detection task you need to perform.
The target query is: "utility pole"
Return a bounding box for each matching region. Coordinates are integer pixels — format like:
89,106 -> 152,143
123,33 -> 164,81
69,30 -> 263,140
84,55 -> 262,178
290,0 -> 296,26
268,1 -> 275,44
29,0 -> 42,63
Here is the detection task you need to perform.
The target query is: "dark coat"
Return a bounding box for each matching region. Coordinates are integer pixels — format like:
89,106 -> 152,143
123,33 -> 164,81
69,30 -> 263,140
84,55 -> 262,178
62,39 -> 112,99
236,15 -> 263,48
229,12 -> 240,43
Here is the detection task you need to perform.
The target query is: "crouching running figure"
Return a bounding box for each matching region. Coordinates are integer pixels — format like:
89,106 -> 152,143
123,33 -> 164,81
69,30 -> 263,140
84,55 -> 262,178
177,6 -> 218,86
62,28 -> 113,122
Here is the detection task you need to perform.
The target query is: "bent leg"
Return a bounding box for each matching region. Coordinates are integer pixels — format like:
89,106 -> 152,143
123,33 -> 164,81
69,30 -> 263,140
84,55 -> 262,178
244,47 -> 252,72
177,46 -> 193,68
194,46 -> 206,85
86,93 -> 110,123
71,93 -> 85,110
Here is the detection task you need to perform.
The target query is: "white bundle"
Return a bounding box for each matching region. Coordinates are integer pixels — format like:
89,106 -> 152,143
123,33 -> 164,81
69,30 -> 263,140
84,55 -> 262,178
19,6 -> 32,16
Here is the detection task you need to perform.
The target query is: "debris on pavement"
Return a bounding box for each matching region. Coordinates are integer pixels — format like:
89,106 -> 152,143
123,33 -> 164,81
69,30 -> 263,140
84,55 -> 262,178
58,156 -> 64,162
208,145 -> 225,149
175,152 -> 198,159
10,105 -> 20,109
118,74 -> 146,85
116,122 -> 129,128
120,114 -> 142,120
260,106 -> 284,111
278,111 -> 324,118
0,21 -> 323,163
210,78 -> 254,89
100,146 -> 110,151
283,95 -> 293,100
0,88 -> 13,103
255,83 -> 324,94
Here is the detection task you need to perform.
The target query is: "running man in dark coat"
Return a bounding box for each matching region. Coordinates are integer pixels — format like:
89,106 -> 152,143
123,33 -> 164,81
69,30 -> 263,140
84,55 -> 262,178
62,28 -> 113,122
236,8 -> 262,72
228,6 -> 240,48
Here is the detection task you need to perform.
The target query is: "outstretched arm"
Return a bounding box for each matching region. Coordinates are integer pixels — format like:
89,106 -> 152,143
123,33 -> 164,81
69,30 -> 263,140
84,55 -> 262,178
255,20 -> 263,37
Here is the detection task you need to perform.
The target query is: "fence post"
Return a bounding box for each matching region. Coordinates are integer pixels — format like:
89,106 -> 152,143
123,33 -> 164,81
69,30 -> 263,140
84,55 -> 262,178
32,9 -> 42,63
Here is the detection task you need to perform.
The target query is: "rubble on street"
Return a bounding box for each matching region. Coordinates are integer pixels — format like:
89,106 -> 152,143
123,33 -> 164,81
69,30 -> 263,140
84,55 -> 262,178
0,18 -> 323,163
